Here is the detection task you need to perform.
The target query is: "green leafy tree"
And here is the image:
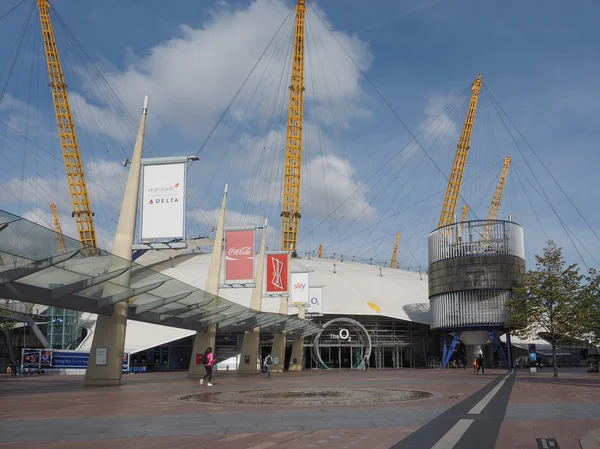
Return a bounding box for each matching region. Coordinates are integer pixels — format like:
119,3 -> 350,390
506,240 -> 586,378
580,268 -> 600,346
0,309 -> 16,333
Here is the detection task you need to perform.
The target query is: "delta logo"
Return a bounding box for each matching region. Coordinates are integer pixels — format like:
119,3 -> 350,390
149,198 -> 179,205
293,283 -> 306,291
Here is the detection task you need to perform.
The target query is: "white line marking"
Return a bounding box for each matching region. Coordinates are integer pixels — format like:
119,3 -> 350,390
468,372 -> 512,415
431,419 -> 474,449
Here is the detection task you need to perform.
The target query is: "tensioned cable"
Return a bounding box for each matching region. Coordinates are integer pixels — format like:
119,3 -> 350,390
483,84 -> 600,245
0,0 -> 26,22
483,87 -> 593,269
307,3 -> 481,223
299,85 -> 472,246
513,164 -> 599,268
189,8 -> 294,163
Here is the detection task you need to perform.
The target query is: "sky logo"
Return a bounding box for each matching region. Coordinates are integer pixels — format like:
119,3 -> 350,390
294,283 -> 306,291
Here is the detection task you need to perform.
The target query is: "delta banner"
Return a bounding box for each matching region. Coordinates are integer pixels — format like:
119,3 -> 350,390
290,271 -> 310,305
140,162 -> 186,241
306,286 -> 324,315
265,252 -> 289,295
224,228 -> 255,284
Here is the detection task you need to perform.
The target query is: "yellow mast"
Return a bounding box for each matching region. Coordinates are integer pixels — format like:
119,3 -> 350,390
318,243 -> 323,259
390,232 -> 401,269
460,205 -> 468,233
281,0 -> 306,254
481,155 -> 511,240
438,73 -> 482,229
50,203 -> 67,254
38,0 -> 97,253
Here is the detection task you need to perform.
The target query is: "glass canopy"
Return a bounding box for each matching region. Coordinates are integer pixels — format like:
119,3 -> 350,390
0,209 -> 321,337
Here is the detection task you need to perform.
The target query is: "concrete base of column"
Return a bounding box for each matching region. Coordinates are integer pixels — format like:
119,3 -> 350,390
237,329 -> 260,374
271,331 -> 286,373
288,336 -> 304,371
188,325 -> 216,378
84,302 -> 128,386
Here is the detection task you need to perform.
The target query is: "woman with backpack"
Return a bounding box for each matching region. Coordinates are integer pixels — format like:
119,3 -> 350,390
199,347 -> 215,386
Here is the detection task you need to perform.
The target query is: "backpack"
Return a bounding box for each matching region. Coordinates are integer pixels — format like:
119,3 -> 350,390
202,354 -> 209,364
265,356 -> 273,366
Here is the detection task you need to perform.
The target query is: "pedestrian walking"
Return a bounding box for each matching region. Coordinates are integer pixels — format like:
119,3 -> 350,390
199,347 -> 216,386
263,353 -> 273,378
476,354 -> 485,375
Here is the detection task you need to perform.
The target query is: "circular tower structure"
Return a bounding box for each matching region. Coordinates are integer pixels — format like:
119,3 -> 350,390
428,219 -> 526,368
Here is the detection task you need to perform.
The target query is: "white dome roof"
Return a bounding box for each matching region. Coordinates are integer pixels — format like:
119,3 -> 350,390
138,243 -> 431,325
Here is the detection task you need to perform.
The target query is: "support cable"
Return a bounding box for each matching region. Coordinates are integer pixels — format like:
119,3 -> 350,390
307,4 -> 481,222
484,85 -> 600,245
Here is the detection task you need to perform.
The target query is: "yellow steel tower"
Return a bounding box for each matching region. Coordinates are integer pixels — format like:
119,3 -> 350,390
50,202 -> 67,254
38,0 -> 97,253
438,73 -> 482,229
281,0 -> 306,254
460,205 -> 468,233
390,232 -> 401,269
481,155 -> 511,240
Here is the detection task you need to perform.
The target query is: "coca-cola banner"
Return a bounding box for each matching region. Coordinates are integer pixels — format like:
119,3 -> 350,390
224,228 -> 255,284
265,252 -> 289,294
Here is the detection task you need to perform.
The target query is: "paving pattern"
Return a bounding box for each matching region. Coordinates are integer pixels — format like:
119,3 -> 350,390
0,367 -> 598,448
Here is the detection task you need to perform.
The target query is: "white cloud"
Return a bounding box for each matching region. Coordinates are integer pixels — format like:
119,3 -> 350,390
69,92 -> 132,143
241,150 -> 377,223
304,154 -> 377,221
0,94 -> 42,135
0,159 -> 126,212
188,207 -> 280,251
74,0 -> 373,137
418,93 -> 459,144
0,159 -> 127,253
21,207 -> 115,253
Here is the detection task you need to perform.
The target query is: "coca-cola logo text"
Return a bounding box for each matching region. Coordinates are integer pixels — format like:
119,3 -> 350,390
227,247 -> 252,257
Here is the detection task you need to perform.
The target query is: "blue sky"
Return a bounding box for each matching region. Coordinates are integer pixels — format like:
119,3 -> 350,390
0,0 -> 598,271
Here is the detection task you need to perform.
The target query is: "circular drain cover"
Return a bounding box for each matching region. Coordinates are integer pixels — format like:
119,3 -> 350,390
179,388 -> 432,405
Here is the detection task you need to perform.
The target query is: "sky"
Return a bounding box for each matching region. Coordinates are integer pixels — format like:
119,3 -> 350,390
0,0 -> 598,272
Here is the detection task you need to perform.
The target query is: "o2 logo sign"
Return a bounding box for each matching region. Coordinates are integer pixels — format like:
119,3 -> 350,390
310,296 -> 319,306
329,328 -> 351,342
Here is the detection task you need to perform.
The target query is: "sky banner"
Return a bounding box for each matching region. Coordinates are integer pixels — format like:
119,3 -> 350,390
290,271 -> 310,304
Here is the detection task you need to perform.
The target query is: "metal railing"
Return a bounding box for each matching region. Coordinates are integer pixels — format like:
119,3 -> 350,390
0,299 -> 49,316
428,219 -> 525,265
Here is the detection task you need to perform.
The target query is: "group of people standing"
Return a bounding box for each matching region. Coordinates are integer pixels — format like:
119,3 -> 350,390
198,347 -> 275,386
473,353 -> 485,374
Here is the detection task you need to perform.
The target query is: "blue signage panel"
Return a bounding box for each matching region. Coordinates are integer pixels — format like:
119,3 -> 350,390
20,349 -> 131,373
51,351 -> 89,368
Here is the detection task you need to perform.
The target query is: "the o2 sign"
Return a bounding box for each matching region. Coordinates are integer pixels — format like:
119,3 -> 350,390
329,328 -> 351,342
310,296 -> 319,305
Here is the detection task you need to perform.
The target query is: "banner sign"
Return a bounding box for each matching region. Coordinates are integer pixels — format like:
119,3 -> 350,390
290,271 -> 310,304
140,162 -> 186,241
224,228 -> 255,284
306,286 -> 324,314
265,252 -> 289,294
20,349 -> 129,373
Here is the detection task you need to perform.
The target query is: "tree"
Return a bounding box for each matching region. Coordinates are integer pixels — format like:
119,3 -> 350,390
0,309 -> 16,333
580,268 -> 600,346
506,240 -> 586,378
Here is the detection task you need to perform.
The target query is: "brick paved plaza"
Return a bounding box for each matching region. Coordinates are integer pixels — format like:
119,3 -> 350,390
0,368 -> 599,449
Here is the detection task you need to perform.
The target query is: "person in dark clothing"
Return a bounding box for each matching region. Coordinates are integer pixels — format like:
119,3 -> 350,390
476,354 -> 485,374
263,353 -> 273,378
